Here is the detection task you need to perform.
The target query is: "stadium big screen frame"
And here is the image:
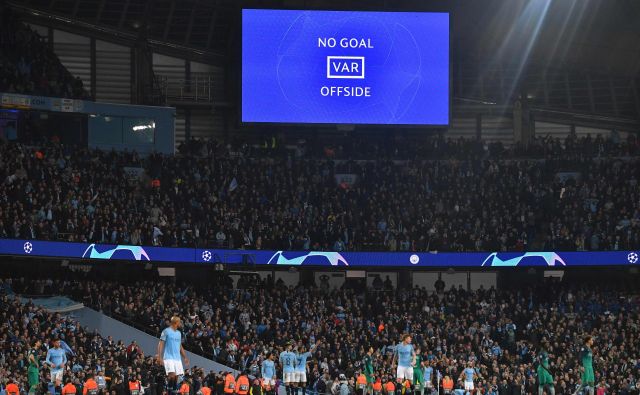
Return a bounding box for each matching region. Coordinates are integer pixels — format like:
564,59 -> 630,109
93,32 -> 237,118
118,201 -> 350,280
241,9 -> 450,126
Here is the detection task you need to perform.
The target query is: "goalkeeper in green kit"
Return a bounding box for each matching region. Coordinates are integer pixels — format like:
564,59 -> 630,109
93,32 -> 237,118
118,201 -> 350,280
28,340 -> 42,395
574,336 -> 595,395
363,347 -> 375,395
412,348 -> 424,395
536,341 -> 554,395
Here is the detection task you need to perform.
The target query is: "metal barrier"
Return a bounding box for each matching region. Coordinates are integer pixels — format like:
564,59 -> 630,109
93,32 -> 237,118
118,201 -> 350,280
159,75 -> 215,103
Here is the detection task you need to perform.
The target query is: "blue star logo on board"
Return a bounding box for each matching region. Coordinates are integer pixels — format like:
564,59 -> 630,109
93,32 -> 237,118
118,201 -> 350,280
628,252 -> 638,264
202,250 -> 212,262
23,242 -> 33,254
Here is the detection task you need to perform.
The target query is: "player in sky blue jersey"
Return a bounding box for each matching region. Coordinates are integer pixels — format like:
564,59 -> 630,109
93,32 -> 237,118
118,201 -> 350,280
422,360 -> 434,394
458,361 -> 480,393
157,316 -> 189,394
46,338 -> 67,393
295,340 -> 321,395
392,334 -> 416,394
261,353 -> 277,395
279,342 -> 297,395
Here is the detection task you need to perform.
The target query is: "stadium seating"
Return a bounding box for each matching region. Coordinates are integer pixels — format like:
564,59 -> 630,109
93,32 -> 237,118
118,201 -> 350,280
5,277 -> 640,394
0,8 -> 86,99
0,134 -> 638,252
0,279 -> 225,395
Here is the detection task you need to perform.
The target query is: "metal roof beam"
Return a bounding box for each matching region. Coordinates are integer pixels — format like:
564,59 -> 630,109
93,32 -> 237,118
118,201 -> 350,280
163,0 -> 176,41
184,1 -> 198,45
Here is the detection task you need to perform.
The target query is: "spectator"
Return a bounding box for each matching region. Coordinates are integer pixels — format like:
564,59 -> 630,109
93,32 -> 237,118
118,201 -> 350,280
1,134 -> 636,253
6,274 -> 640,395
0,7 -> 87,99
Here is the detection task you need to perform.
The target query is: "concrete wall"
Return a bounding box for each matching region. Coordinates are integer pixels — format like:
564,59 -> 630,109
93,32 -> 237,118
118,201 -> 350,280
73,307 -> 236,374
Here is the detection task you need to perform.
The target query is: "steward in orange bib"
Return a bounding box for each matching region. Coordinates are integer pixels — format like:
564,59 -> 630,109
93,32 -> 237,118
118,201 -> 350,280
198,386 -> 212,395
383,380 -> 395,395
235,373 -> 250,395
442,376 -> 454,394
6,380 -> 20,395
224,373 -> 236,394
372,379 -> 383,395
61,379 -> 76,395
356,373 -> 368,395
178,379 -> 190,395
83,374 -> 98,395
129,378 -> 142,395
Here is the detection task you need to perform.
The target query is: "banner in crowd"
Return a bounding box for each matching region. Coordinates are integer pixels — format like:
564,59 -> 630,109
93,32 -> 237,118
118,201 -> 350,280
0,93 -> 84,112
123,167 -> 146,180
0,239 -> 638,267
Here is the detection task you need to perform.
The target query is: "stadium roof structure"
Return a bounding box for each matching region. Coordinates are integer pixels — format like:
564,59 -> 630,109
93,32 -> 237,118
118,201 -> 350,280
9,0 -> 640,119
9,0 -> 639,76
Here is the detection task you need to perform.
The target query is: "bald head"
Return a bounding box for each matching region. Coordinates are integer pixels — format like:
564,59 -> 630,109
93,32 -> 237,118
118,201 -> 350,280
170,316 -> 181,329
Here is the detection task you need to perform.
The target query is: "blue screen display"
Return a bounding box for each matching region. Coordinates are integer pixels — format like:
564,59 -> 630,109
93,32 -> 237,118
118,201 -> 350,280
242,9 -> 450,125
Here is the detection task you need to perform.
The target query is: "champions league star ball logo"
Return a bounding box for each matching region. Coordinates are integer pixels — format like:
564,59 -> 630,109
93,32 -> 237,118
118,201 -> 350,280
23,242 -> 33,254
629,252 -> 639,264
202,250 -> 212,262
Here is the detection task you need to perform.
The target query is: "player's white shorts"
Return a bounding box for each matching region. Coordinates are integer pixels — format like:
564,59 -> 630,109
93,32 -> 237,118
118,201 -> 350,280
425,381 -> 433,389
294,372 -> 307,383
50,369 -> 63,382
263,378 -> 276,387
464,381 -> 474,391
396,366 -> 413,381
283,372 -> 295,383
164,359 -> 185,376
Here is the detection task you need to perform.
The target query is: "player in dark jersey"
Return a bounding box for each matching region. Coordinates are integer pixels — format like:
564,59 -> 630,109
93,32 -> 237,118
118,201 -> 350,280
413,348 -> 423,395
363,347 -> 375,395
536,341 -> 554,395
574,336 -> 595,395
28,340 -> 41,395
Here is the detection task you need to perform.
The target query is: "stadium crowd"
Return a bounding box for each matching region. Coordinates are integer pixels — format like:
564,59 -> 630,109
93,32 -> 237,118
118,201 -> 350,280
0,133 -> 638,252
0,7 -> 86,99
3,276 -> 640,395
0,284 -> 157,395
0,278 -> 234,395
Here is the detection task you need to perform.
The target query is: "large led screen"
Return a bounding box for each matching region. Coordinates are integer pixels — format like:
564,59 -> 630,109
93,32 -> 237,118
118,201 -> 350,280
242,9 -> 450,125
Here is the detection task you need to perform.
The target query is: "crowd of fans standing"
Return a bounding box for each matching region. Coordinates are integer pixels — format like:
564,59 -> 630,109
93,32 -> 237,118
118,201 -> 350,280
4,274 -> 639,395
1,133 -> 638,253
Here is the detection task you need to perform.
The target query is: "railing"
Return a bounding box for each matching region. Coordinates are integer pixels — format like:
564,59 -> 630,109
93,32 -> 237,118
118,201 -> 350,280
455,63 -> 639,120
159,75 -> 215,103
102,311 -> 243,370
